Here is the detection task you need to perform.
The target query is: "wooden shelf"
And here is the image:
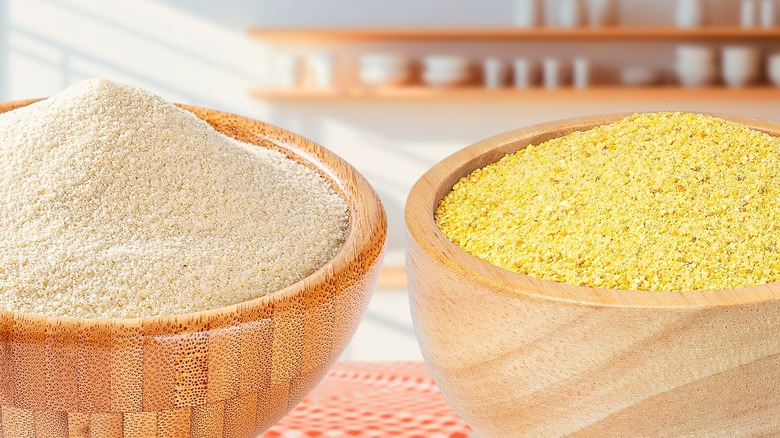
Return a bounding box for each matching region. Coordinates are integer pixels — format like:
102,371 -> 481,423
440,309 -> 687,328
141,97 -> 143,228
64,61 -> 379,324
250,86 -> 780,101
249,26 -> 780,42
250,26 -> 780,102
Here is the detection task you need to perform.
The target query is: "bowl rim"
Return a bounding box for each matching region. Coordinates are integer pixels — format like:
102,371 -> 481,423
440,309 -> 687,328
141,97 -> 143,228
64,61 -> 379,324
405,112 -> 780,309
0,98 -> 385,328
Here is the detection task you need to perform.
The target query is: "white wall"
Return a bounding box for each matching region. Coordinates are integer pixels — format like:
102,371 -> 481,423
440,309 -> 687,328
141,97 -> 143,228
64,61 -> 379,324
5,0 -> 270,113
5,0 -> 780,360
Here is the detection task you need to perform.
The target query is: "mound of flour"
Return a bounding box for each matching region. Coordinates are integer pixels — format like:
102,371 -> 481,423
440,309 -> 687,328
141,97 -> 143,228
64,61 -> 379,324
0,79 -> 348,318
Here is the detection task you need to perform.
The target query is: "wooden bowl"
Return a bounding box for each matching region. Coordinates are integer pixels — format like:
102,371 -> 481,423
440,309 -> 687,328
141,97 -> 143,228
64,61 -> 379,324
406,113 -> 780,437
0,100 -> 386,437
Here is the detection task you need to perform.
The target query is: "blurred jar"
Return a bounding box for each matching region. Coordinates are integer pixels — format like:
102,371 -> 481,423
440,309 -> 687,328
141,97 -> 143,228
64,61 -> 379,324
768,53 -> 780,86
761,0 -> 776,28
513,58 -> 536,88
675,45 -> 718,87
558,0 -> 583,27
676,0 -> 707,28
422,55 -> 473,87
543,58 -> 565,88
722,46 -> 761,88
359,54 -> 411,87
274,54 -> 301,89
308,53 -> 336,89
483,58 -> 509,89
742,0 -> 757,27
544,0 -> 558,26
514,0 -> 541,27
572,57 -> 590,88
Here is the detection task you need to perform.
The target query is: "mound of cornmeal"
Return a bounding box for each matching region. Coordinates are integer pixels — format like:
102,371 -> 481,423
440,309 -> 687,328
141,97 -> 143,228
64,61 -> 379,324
0,79 -> 348,318
436,112 -> 780,292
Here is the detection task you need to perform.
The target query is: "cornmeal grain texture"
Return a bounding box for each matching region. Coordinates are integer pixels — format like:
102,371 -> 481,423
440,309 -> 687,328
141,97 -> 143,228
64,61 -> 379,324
436,112 -> 780,291
0,79 -> 348,318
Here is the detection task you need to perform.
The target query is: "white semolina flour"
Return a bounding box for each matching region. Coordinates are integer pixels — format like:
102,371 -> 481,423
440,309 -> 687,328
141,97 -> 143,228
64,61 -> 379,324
0,79 -> 348,319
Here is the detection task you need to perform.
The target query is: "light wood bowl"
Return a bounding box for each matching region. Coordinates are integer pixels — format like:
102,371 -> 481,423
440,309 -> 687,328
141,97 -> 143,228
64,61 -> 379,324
406,113 -> 780,437
0,100 -> 386,438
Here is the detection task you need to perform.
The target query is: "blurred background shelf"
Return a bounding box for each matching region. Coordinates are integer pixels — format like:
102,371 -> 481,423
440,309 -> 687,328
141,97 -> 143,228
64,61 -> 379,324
248,8 -> 780,362
249,27 -> 780,41
250,86 -> 780,100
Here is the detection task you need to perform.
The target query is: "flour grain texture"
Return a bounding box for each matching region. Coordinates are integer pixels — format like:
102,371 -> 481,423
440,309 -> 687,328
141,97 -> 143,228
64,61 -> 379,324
0,79 -> 348,318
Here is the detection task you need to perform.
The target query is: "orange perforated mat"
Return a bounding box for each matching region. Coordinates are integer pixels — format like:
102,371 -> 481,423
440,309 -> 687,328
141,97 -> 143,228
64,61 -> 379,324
263,362 -> 472,437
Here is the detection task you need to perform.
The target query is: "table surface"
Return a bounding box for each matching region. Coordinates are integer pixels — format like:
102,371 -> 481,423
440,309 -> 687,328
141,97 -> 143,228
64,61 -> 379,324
263,362 -> 473,437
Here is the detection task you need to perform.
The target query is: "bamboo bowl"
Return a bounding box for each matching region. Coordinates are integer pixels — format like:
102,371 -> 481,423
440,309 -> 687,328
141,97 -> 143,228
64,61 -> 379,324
0,100 -> 386,438
406,114 -> 780,437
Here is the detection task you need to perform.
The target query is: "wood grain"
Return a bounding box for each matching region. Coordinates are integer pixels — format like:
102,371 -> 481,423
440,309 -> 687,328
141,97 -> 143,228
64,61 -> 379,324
0,99 -> 387,437
405,113 -> 780,437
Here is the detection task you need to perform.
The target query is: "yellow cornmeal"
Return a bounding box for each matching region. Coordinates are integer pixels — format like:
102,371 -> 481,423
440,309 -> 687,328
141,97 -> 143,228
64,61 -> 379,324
435,112 -> 780,291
